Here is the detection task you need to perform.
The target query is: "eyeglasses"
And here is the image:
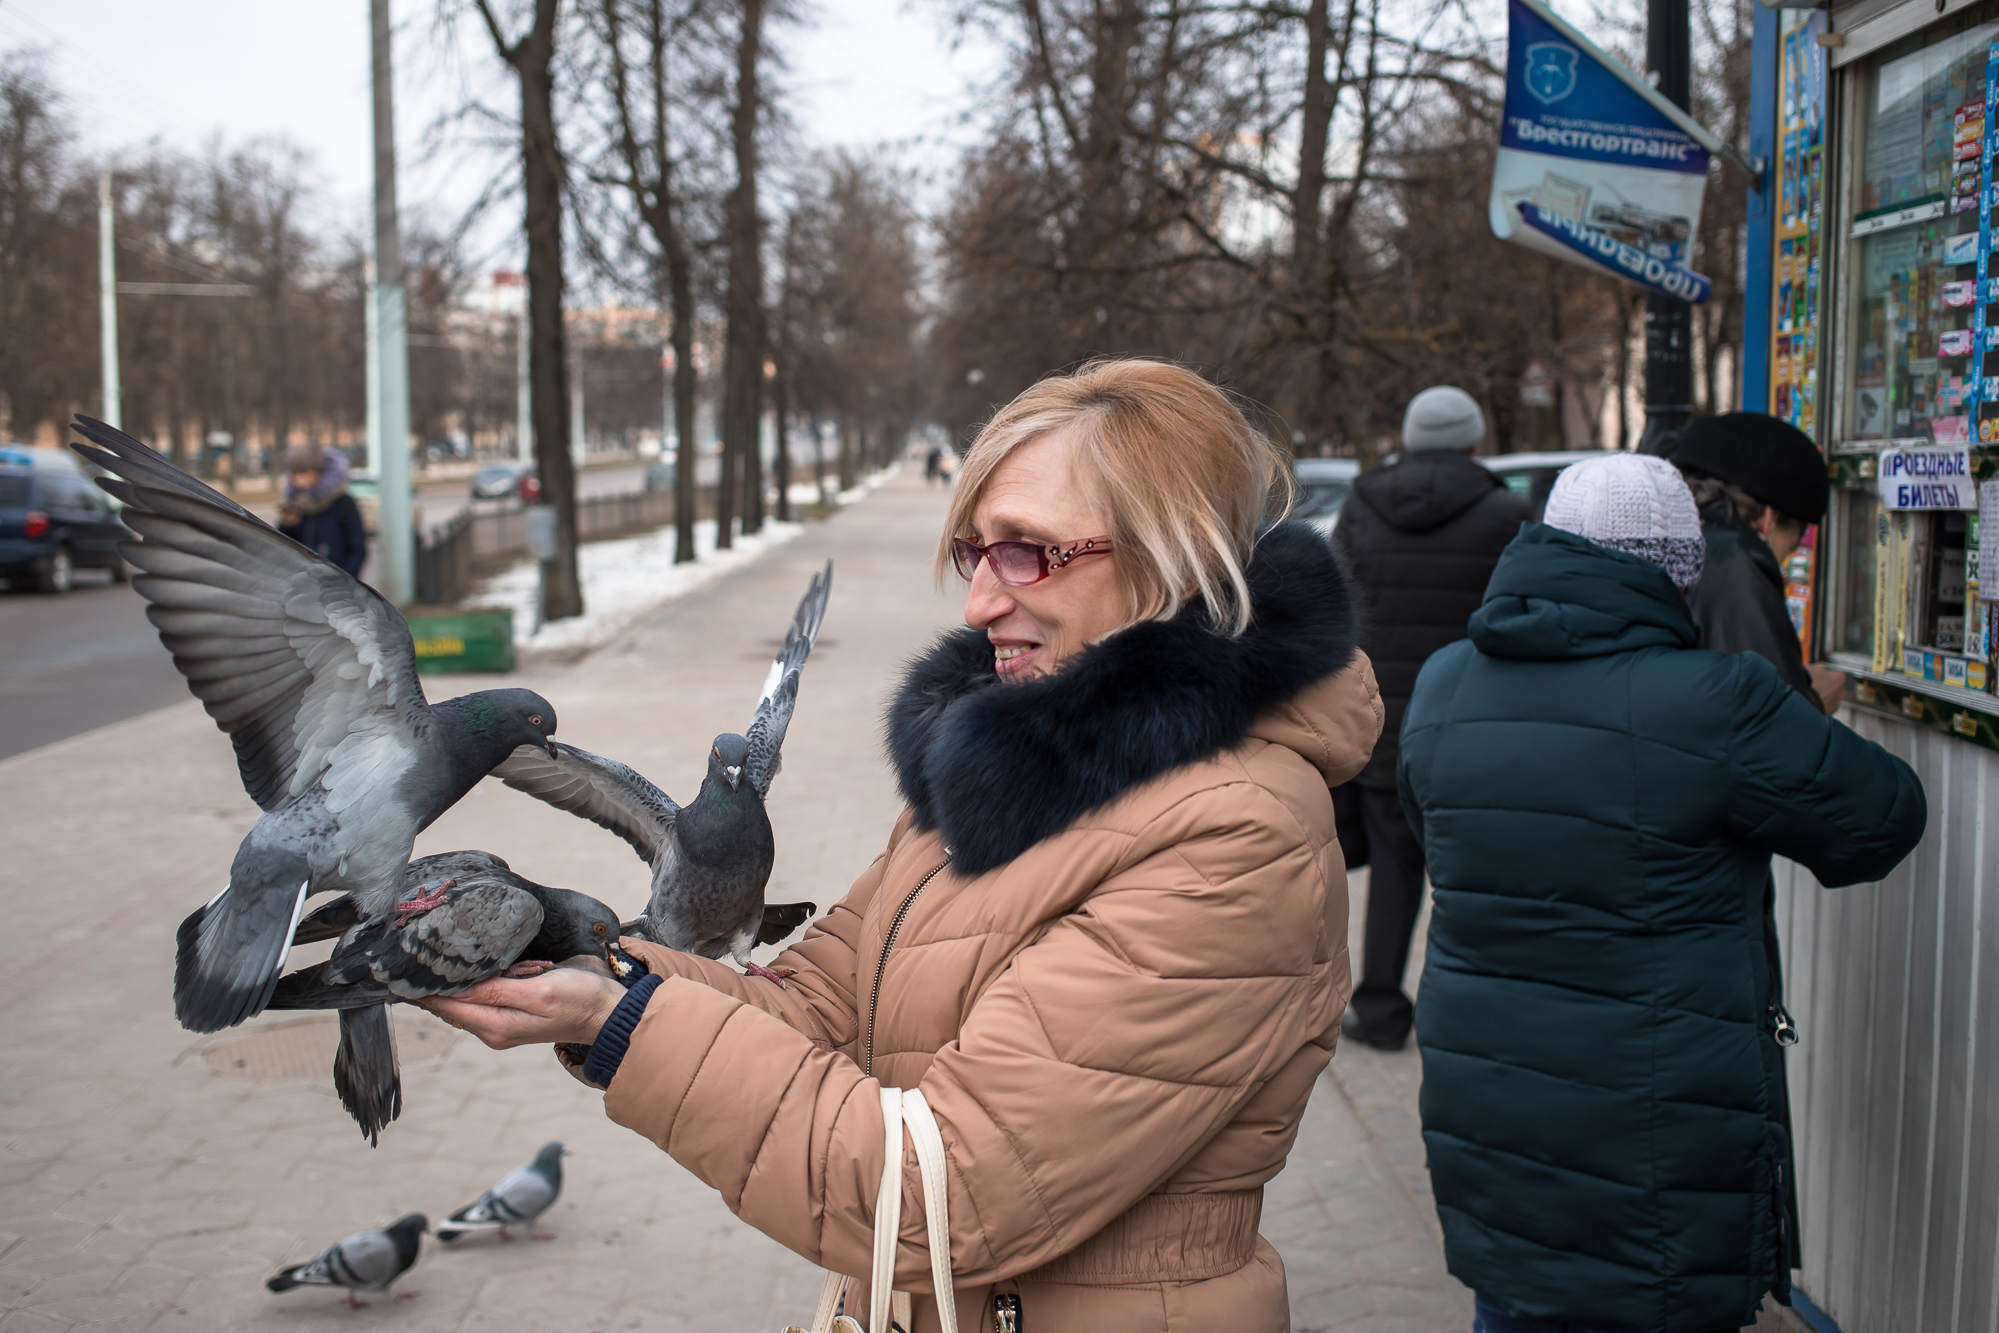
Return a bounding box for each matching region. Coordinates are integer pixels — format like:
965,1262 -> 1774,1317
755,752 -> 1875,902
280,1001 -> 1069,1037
950,535 -> 1113,586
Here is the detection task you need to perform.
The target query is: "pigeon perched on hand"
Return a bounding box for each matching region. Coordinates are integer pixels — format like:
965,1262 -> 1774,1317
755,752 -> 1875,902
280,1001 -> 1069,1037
266,1212 -> 427,1308
269,851 -> 634,1143
436,1141 -> 567,1243
68,417 -> 560,1034
492,563 -> 832,982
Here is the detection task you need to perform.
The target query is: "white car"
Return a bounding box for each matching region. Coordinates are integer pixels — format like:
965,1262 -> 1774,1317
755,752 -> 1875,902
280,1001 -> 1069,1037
1292,458 -> 1361,537
1477,450 -> 1607,519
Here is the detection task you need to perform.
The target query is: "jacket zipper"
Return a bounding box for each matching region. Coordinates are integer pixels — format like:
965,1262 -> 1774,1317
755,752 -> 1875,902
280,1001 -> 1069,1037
864,857 -> 950,1078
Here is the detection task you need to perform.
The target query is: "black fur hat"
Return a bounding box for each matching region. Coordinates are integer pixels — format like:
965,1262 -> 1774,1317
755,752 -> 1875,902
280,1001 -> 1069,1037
1669,412 -> 1829,525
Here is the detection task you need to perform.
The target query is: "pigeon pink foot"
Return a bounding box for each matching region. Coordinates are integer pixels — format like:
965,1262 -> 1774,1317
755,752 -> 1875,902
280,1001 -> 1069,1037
744,961 -> 795,987
345,1293 -> 369,1309
394,1291 -> 420,1301
529,1231 -> 557,1241
503,960 -> 557,979
393,879 -> 454,927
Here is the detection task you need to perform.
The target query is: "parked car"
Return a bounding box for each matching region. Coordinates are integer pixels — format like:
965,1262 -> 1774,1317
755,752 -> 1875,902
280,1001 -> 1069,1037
1477,449 -> 1607,519
471,464 -> 523,499
643,461 -> 677,493
1292,458 -> 1361,536
0,446 -> 127,594
345,469 -> 380,533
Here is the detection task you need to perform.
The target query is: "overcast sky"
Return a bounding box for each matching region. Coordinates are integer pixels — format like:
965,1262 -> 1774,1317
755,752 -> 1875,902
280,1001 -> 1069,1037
0,0 -> 998,258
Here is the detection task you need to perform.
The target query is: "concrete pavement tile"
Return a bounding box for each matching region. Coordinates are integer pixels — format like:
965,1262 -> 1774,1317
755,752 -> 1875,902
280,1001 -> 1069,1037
15,1293 -> 152,1328
0,1311 -> 72,1333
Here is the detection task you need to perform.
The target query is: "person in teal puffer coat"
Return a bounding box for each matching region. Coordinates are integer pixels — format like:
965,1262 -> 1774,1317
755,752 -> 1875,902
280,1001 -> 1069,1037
1398,454 -> 1925,1333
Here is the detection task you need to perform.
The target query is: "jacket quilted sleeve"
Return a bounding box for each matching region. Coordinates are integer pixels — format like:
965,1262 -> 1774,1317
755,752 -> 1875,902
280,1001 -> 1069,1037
615,839 -> 892,1050
1721,651 -> 1927,886
600,779 -> 1338,1288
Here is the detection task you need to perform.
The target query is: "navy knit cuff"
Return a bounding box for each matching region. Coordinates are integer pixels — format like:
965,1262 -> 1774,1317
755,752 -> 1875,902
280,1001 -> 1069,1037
582,972 -> 663,1088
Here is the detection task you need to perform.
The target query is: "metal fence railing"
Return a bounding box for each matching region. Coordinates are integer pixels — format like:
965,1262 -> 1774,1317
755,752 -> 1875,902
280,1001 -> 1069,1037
413,484 -> 715,607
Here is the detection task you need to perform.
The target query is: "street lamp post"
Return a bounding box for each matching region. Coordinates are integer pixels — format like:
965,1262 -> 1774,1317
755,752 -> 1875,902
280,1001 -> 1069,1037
369,0 -> 414,603
99,171 -> 120,430
1637,0 -> 1694,455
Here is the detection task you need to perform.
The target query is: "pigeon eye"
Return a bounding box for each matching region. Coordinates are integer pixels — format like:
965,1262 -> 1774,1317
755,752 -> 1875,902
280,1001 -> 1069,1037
594,922 -> 606,935
529,714 -> 544,727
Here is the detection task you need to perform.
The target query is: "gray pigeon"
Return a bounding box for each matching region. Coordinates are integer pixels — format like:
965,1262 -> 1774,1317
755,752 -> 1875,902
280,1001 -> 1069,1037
436,1141 -> 568,1242
68,416 -> 560,1034
270,851 -> 632,1144
492,563 -> 832,982
267,1212 -> 427,1307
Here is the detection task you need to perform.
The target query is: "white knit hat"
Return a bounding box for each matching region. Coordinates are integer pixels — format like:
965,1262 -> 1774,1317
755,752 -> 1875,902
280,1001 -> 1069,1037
1402,386 -> 1486,453
1542,453 -> 1706,591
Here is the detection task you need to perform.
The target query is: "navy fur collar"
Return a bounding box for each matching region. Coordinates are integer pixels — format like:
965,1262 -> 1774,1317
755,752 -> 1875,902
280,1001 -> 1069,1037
886,521 -> 1358,874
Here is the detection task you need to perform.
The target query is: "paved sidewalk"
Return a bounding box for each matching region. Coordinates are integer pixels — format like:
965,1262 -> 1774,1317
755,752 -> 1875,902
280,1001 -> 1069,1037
0,471 -> 1790,1332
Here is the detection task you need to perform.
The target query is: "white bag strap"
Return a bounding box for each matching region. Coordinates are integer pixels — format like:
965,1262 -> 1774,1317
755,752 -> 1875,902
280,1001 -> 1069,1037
900,1089 -> 958,1333
869,1087 -> 906,1329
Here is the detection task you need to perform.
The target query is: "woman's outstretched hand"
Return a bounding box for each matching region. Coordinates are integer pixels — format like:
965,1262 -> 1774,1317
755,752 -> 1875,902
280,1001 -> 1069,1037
414,958 -> 628,1050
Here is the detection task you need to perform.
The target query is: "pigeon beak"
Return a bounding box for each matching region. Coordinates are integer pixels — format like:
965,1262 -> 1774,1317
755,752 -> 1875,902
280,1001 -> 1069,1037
725,765 -> 742,790
545,740 -> 561,759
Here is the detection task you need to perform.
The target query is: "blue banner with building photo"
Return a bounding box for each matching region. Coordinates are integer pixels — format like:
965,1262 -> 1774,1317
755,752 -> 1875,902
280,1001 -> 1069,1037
1490,0 -> 1715,303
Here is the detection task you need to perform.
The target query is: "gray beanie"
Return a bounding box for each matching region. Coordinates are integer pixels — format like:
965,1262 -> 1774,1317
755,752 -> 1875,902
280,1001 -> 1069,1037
1402,385 -> 1486,453
1542,453 -> 1706,591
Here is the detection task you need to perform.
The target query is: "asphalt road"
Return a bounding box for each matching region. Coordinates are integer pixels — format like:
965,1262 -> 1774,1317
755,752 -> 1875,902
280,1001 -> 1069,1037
0,458 -> 712,761
0,570 -> 186,761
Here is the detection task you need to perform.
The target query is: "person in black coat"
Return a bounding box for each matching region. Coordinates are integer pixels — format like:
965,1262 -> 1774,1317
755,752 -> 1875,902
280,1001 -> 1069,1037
277,444 -> 368,578
1671,412 -> 1844,714
1329,385 -> 1530,1049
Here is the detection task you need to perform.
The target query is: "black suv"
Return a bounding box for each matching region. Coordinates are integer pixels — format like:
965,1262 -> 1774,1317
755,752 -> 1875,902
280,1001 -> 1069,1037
0,446 -> 127,593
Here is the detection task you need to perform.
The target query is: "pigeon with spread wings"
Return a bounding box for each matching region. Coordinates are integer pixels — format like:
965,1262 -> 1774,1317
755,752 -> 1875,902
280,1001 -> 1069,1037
492,563 -> 832,980
67,416 -> 559,1034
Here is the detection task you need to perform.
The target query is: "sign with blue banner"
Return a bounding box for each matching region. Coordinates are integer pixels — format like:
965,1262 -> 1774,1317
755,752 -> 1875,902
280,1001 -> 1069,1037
1490,0 -> 1716,304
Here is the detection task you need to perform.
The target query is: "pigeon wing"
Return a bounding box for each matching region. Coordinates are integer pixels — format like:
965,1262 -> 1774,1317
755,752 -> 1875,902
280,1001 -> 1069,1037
745,561 -> 832,797
489,1161 -> 559,1222
329,880 -> 543,998
331,1228 -> 403,1289
491,742 -> 678,866
69,417 -> 427,812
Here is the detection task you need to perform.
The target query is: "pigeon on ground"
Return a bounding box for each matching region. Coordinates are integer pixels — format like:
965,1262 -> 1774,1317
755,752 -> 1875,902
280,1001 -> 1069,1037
68,416 -> 560,1034
436,1141 -> 568,1243
492,563 -> 832,982
266,1212 -> 427,1307
270,851 -> 634,1143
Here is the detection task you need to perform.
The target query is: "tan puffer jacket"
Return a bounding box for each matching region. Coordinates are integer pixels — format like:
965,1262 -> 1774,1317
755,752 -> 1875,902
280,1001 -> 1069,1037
602,524 -> 1382,1332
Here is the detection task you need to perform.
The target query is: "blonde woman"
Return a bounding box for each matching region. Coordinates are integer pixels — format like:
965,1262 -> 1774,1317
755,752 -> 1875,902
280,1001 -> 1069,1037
427,359 -> 1384,1332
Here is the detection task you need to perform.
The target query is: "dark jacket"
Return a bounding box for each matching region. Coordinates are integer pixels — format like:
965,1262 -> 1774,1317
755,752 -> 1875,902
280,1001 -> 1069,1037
1331,452 -> 1529,787
1399,524 -> 1925,1333
1687,504 -> 1818,707
280,492 -> 367,578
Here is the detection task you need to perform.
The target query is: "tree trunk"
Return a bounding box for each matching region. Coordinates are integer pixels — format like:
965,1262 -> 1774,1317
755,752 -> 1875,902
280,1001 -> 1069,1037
772,213 -> 795,524
721,0 -> 766,544
489,0 -> 582,621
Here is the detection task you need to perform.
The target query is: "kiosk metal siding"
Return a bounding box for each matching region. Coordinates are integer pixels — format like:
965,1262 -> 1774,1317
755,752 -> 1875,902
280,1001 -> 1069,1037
1773,713 -> 1998,1330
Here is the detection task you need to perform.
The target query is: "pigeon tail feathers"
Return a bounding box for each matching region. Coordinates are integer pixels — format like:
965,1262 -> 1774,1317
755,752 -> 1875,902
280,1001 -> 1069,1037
174,869 -> 310,1033
333,1005 -> 402,1146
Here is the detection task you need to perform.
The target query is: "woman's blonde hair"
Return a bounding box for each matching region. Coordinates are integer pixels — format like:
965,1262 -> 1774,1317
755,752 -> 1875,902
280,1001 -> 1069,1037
939,358 -> 1292,636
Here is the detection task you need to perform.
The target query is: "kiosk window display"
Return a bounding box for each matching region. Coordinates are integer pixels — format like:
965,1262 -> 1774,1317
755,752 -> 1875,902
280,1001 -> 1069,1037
1823,4 -> 1999,739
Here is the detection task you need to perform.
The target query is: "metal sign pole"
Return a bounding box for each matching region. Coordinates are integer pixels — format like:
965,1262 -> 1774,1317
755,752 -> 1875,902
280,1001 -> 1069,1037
1638,0 -> 1695,454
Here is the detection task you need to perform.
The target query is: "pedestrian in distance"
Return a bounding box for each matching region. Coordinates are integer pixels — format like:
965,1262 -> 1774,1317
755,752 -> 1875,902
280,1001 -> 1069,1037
925,441 -> 945,485
419,357 -> 1386,1333
1399,454 -> 1925,1333
1669,412 -> 1845,714
277,442 -> 367,578
1328,384 -> 1530,1051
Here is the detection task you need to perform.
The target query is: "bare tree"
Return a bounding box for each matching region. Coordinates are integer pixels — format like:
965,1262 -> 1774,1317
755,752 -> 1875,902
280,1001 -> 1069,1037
475,0 -> 583,622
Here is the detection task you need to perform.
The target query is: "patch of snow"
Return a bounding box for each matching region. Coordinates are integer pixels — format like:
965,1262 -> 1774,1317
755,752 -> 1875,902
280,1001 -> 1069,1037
470,518 -> 804,656
839,463 -> 901,506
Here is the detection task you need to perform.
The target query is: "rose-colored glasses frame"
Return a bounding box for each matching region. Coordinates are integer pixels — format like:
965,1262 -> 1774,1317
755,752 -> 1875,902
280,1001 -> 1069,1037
950,535 -> 1113,586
